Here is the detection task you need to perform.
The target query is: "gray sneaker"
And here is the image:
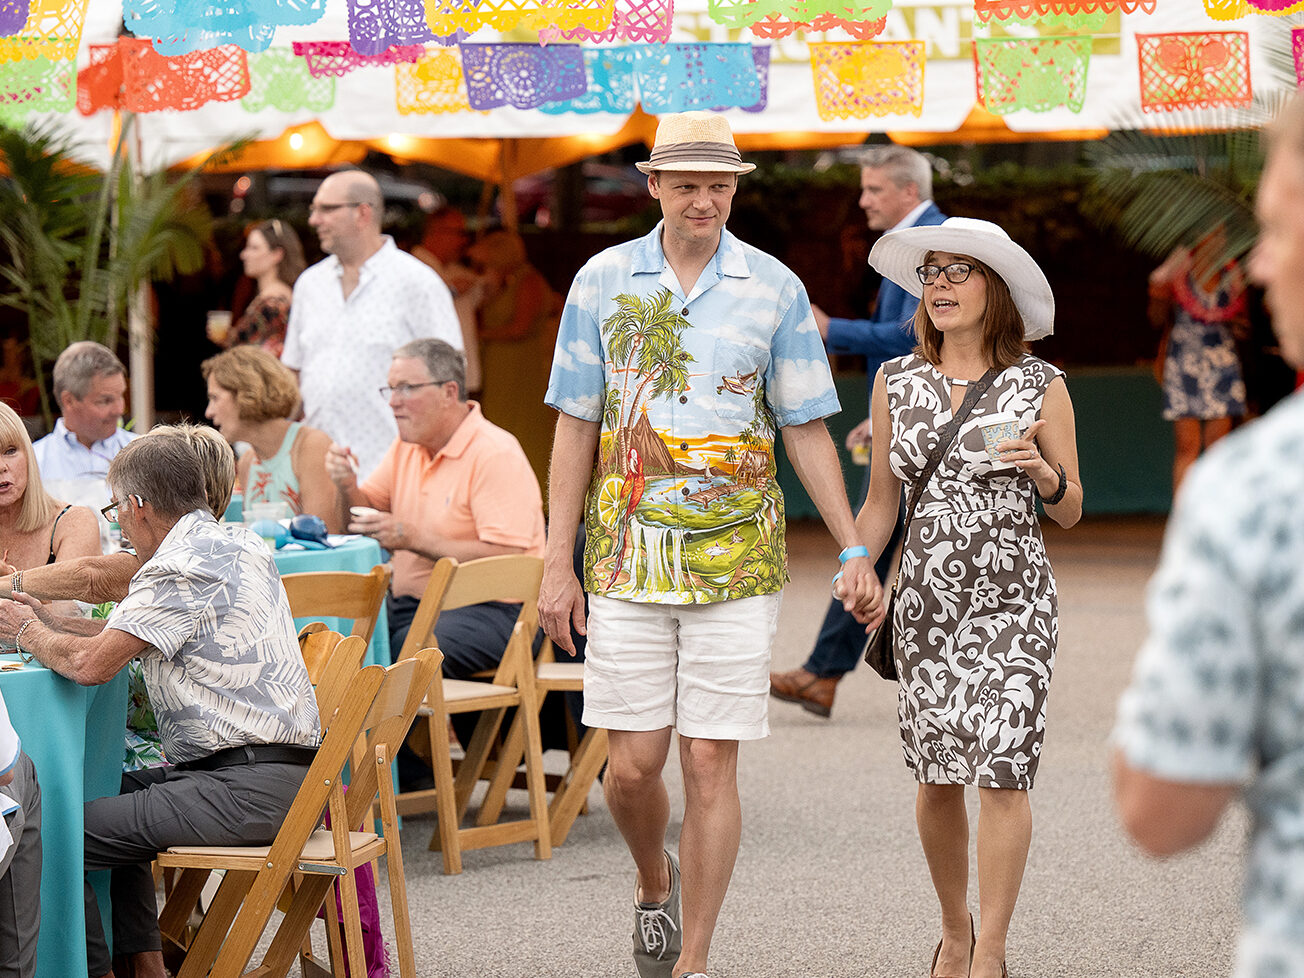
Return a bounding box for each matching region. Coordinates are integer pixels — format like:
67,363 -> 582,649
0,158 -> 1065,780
632,849 -> 681,978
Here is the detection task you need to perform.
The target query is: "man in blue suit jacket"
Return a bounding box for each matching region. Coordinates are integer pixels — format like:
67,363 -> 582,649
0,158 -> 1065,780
771,145 -> 946,717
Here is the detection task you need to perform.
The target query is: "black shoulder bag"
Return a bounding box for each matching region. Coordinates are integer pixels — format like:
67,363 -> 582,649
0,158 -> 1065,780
863,367 -> 1000,681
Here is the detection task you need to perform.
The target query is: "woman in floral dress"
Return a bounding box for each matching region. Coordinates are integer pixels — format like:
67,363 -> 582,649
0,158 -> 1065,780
855,219 -> 1083,978
210,219 -> 305,358
1149,229 -> 1249,493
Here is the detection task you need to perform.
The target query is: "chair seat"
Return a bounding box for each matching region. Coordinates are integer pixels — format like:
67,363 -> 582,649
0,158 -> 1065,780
161,828 -> 381,867
536,662 -> 584,689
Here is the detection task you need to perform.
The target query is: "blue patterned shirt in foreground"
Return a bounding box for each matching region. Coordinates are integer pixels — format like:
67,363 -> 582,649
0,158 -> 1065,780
108,511 -> 320,763
546,222 -> 839,605
1113,389 -> 1304,977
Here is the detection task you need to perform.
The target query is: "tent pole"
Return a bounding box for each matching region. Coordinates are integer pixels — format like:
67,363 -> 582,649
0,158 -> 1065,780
126,121 -> 155,431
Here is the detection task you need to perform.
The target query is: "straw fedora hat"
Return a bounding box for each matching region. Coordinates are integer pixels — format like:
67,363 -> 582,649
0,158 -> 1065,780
869,217 -> 1055,340
635,111 -> 756,175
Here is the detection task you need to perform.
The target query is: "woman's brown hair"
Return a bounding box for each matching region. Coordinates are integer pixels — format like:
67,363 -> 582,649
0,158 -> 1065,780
201,346 -> 300,424
250,219 -> 306,288
912,252 -> 1028,371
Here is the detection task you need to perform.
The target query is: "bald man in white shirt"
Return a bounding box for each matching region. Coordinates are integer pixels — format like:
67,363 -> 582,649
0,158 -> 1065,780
282,170 -> 463,478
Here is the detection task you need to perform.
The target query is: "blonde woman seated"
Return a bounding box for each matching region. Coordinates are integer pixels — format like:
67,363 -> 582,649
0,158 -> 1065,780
202,346 -> 342,533
0,402 -> 101,605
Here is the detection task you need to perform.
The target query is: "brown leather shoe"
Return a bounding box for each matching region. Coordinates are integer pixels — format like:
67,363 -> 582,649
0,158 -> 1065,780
769,667 -> 838,717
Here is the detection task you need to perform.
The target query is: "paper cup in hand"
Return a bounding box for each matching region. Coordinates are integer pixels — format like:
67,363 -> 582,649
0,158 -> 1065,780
978,412 -> 1021,468
350,506 -> 380,520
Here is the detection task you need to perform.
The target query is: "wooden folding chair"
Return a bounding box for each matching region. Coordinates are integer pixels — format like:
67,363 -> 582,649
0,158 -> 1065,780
479,636 -> 609,846
283,565 -> 392,645
156,649 -> 441,978
298,630 -> 369,723
394,554 -> 551,874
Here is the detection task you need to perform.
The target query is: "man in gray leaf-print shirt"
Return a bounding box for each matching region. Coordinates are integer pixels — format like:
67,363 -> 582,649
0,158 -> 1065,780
0,428 -> 319,978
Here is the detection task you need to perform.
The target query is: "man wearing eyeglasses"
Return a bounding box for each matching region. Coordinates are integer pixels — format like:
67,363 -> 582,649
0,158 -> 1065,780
325,339 -> 544,741
770,145 -> 947,719
282,170 -> 462,480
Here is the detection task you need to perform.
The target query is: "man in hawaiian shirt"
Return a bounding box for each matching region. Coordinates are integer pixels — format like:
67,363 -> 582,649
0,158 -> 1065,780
539,112 -> 882,978
0,428 -> 319,978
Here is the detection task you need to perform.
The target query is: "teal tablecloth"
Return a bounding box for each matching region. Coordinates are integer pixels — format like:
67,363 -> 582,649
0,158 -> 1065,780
0,658 -> 128,978
273,536 -> 392,666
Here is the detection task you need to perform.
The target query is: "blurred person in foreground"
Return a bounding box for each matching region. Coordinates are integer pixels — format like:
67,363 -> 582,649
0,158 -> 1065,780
1113,96 -> 1304,976
855,217 -> 1081,978
0,645 -> 40,977
203,346 -> 341,532
0,428 -> 318,978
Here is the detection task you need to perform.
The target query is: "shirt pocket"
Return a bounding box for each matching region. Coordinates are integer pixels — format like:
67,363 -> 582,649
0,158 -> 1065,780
710,336 -> 771,426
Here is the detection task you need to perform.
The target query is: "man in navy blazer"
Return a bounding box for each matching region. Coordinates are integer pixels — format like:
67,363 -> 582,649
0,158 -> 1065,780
771,145 -> 946,717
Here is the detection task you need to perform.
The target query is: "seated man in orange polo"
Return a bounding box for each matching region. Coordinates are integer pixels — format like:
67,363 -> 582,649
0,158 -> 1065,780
325,338 -> 545,681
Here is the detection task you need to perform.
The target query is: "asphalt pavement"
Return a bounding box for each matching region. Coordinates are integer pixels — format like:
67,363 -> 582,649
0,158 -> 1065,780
304,516 -> 1245,977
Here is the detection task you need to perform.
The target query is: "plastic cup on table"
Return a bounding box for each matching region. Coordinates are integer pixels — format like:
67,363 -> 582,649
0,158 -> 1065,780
244,501 -> 289,548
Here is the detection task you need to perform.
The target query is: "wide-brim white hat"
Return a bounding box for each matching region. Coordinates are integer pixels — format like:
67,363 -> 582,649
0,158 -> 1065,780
635,111 -> 756,175
869,217 -> 1055,340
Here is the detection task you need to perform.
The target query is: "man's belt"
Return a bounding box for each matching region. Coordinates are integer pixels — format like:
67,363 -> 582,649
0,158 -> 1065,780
174,744 -> 318,772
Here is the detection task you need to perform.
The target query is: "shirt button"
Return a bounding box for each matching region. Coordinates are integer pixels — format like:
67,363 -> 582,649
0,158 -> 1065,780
681,308 -> 689,317
680,442 -> 688,450
679,395 -> 687,404
681,486 -> 690,496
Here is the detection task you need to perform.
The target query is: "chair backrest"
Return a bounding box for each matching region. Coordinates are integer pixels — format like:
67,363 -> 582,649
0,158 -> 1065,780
253,649 -> 441,859
396,555 -> 543,664
312,635 -> 369,723
282,566 -> 392,643
298,627 -> 345,686
338,648 -> 443,828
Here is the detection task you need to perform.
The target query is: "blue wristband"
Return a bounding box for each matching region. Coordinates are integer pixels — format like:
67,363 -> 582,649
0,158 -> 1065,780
838,546 -> 869,564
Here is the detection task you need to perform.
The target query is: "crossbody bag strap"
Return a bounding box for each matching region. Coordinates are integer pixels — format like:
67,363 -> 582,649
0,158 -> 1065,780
899,366 -> 1001,539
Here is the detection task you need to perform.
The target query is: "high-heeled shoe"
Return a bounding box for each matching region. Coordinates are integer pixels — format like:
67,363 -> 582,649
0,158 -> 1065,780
928,914 -> 976,978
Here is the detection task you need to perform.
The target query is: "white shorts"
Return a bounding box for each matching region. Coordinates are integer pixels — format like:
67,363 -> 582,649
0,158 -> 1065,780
582,592 -> 783,741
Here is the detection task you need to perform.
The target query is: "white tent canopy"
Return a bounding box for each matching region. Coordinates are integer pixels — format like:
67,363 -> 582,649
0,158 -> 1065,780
51,0 -> 1299,170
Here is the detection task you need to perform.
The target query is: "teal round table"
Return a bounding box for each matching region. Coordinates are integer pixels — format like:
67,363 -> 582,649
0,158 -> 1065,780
0,656 -> 128,978
273,536 -> 392,666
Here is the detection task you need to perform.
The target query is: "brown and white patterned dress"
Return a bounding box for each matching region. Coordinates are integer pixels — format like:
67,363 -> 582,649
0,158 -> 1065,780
884,353 -> 1062,790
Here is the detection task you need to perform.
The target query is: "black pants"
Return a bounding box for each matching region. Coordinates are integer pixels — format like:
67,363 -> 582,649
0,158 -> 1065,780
82,760 -> 308,976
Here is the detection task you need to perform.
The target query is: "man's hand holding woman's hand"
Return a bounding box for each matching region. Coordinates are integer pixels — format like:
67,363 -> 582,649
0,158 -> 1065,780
834,555 -> 886,629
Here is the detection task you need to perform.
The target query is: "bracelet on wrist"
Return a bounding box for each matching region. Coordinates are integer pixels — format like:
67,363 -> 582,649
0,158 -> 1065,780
838,545 -> 869,564
1037,463 -> 1069,505
14,617 -> 37,663
11,569 -> 22,596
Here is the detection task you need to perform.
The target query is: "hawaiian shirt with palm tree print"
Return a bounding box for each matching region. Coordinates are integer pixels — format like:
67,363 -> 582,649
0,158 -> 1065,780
547,222 -> 840,605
